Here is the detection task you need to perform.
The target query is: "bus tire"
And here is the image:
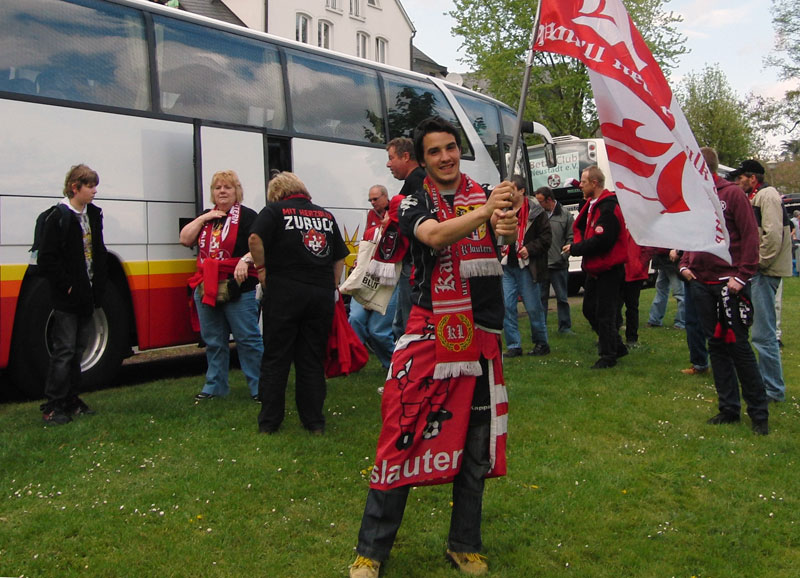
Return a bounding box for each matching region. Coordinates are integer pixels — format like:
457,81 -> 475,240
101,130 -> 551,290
9,277 -> 130,399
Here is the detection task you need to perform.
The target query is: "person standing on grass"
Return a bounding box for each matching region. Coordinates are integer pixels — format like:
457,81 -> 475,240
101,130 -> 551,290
730,159 -> 792,404
348,184 -> 398,370
249,172 -> 349,435
181,170 -> 263,403
679,148 -> 769,435
562,166 -> 628,369
385,136 -> 426,339
348,117 -> 516,578
646,248 -> 685,329
38,164 -> 108,425
619,236 -> 649,348
501,176 -> 552,358
536,186 -> 574,334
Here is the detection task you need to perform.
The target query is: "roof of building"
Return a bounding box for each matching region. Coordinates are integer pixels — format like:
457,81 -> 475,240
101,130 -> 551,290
175,0 -> 245,27
411,45 -> 447,74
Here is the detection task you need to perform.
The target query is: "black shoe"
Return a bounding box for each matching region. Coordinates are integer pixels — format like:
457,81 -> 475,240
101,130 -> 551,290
751,420 -> 769,435
591,358 -> 616,369
42,409 -> 72,425
503,348 -> 522,359
615,344 -> 629,359
70,397 -> 95,416
259,424 -> 279,434
194,392 -> 216,401
528,343 -> 551,356
707,412 -> 741,425
252,395 -> 260,403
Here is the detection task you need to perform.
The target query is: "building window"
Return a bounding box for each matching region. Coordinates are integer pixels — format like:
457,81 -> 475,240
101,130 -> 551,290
367,0 -> 378,6
296,13 -> 310,44
375,37 -> 387,63
356,32 -> 368,59
350,0 -> 360,17
318,21 -> 332,49
326,0 -> 339,8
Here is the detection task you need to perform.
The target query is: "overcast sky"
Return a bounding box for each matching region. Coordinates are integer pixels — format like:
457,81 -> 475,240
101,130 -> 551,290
402,0 -> 794,103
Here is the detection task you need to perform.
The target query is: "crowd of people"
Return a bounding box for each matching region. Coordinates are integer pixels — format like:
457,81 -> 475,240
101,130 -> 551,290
37,126 -> 793,576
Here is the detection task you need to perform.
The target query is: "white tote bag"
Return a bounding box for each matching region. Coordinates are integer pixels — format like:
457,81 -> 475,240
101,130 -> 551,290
339,227 -> 397,314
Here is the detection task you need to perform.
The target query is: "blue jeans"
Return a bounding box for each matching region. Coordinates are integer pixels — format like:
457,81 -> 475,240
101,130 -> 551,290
540,267 -> 572,333
648,267 -> 685,327
194,287 -> 263,397
683,280 -> 708,370
750,273 -> 785,401
502,265 -> 548,349
349,288 -> 397,369
356,421 -> 491,561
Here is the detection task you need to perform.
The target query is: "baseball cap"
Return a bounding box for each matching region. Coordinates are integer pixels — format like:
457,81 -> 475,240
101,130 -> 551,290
728,159 -> 765,179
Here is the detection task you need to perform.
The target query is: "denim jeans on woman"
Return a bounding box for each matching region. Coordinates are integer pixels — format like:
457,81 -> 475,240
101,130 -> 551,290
194,287 -> 263,397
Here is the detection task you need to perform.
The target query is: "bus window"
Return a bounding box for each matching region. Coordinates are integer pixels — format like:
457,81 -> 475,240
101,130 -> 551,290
154,17 -> 286,129
452,90 -> 502,172
286,49 -> 383,143
382,74 -> 472,158
498,107 -> 528,178
0,0 -> 149,110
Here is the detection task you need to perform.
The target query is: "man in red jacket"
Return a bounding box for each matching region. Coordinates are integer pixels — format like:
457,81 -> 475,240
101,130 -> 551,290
563,166 -> 628,369
679,148 -> 769,435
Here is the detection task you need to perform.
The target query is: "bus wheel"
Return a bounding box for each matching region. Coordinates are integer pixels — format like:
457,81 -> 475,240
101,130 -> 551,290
9,277 -> 130,399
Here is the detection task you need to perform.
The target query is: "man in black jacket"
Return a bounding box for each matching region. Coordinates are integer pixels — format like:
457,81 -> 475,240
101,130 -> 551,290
38,164 -> 108,425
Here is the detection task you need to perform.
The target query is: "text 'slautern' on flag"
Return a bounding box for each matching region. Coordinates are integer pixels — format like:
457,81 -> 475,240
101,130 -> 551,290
533,0 -> 731,262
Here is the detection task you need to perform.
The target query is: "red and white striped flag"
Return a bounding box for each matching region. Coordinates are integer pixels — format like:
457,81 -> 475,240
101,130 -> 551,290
534,0 -> 730,261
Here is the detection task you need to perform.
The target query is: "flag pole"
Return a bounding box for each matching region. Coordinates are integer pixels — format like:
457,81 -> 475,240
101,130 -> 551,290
498,2 -> 543,245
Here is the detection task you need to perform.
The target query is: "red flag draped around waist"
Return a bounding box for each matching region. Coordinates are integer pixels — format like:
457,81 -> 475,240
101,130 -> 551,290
369,306 -> 507,490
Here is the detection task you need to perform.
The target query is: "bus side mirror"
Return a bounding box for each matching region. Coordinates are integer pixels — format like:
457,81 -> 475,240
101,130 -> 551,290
544,143 -> 557,168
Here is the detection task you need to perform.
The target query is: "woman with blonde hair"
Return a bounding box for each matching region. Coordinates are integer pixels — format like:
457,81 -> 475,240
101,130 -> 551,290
180,170 -> 263,402
249,172 -> 349,434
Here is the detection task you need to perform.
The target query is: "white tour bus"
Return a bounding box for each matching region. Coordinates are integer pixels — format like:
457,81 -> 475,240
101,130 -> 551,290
0,0 -> 553,397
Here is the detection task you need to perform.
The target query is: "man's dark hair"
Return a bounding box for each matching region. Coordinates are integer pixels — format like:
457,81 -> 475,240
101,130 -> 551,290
413,117 -> 460,165
535,186 -> 554,200
387,137 -> 416,160
509,174 -> 527,193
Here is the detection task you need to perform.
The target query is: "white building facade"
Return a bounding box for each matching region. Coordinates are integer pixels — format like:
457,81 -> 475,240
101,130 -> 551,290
223,0 -> 415,70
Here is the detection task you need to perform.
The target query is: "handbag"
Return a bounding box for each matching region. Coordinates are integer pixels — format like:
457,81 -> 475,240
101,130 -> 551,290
198,278 -> 240,305
339,227 -> 398,315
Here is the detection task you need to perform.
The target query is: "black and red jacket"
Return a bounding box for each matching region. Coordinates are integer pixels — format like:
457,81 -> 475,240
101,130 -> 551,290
571,190 -> 628,276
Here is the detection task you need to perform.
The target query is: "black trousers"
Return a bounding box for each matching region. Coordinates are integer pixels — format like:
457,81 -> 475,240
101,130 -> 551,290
44,310 -> 94,411
583,265 -> 625,361
257,277 -> 334,432
690,282 -> 768,422
618,279 -> 643,343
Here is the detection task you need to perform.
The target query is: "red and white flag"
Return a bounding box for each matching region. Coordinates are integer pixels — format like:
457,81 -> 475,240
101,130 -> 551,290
534,0 -> 730,261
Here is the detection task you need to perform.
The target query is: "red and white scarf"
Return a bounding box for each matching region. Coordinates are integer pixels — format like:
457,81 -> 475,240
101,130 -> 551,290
425,174 -> 502,379
188,203 -> 249,306
366,196 -> 410,285
500,197 -> 529,267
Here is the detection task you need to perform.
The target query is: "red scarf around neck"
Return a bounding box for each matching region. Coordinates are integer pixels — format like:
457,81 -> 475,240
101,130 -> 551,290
424,174 -> 502,378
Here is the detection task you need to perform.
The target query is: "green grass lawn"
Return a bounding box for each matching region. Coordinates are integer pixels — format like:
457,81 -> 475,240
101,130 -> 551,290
2,281 -> 799,577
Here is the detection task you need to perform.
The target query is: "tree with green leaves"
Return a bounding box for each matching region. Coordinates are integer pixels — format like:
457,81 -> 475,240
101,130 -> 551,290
450,0 -> 687,139
674,64 -> 756,166
766,0 -> 800,136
